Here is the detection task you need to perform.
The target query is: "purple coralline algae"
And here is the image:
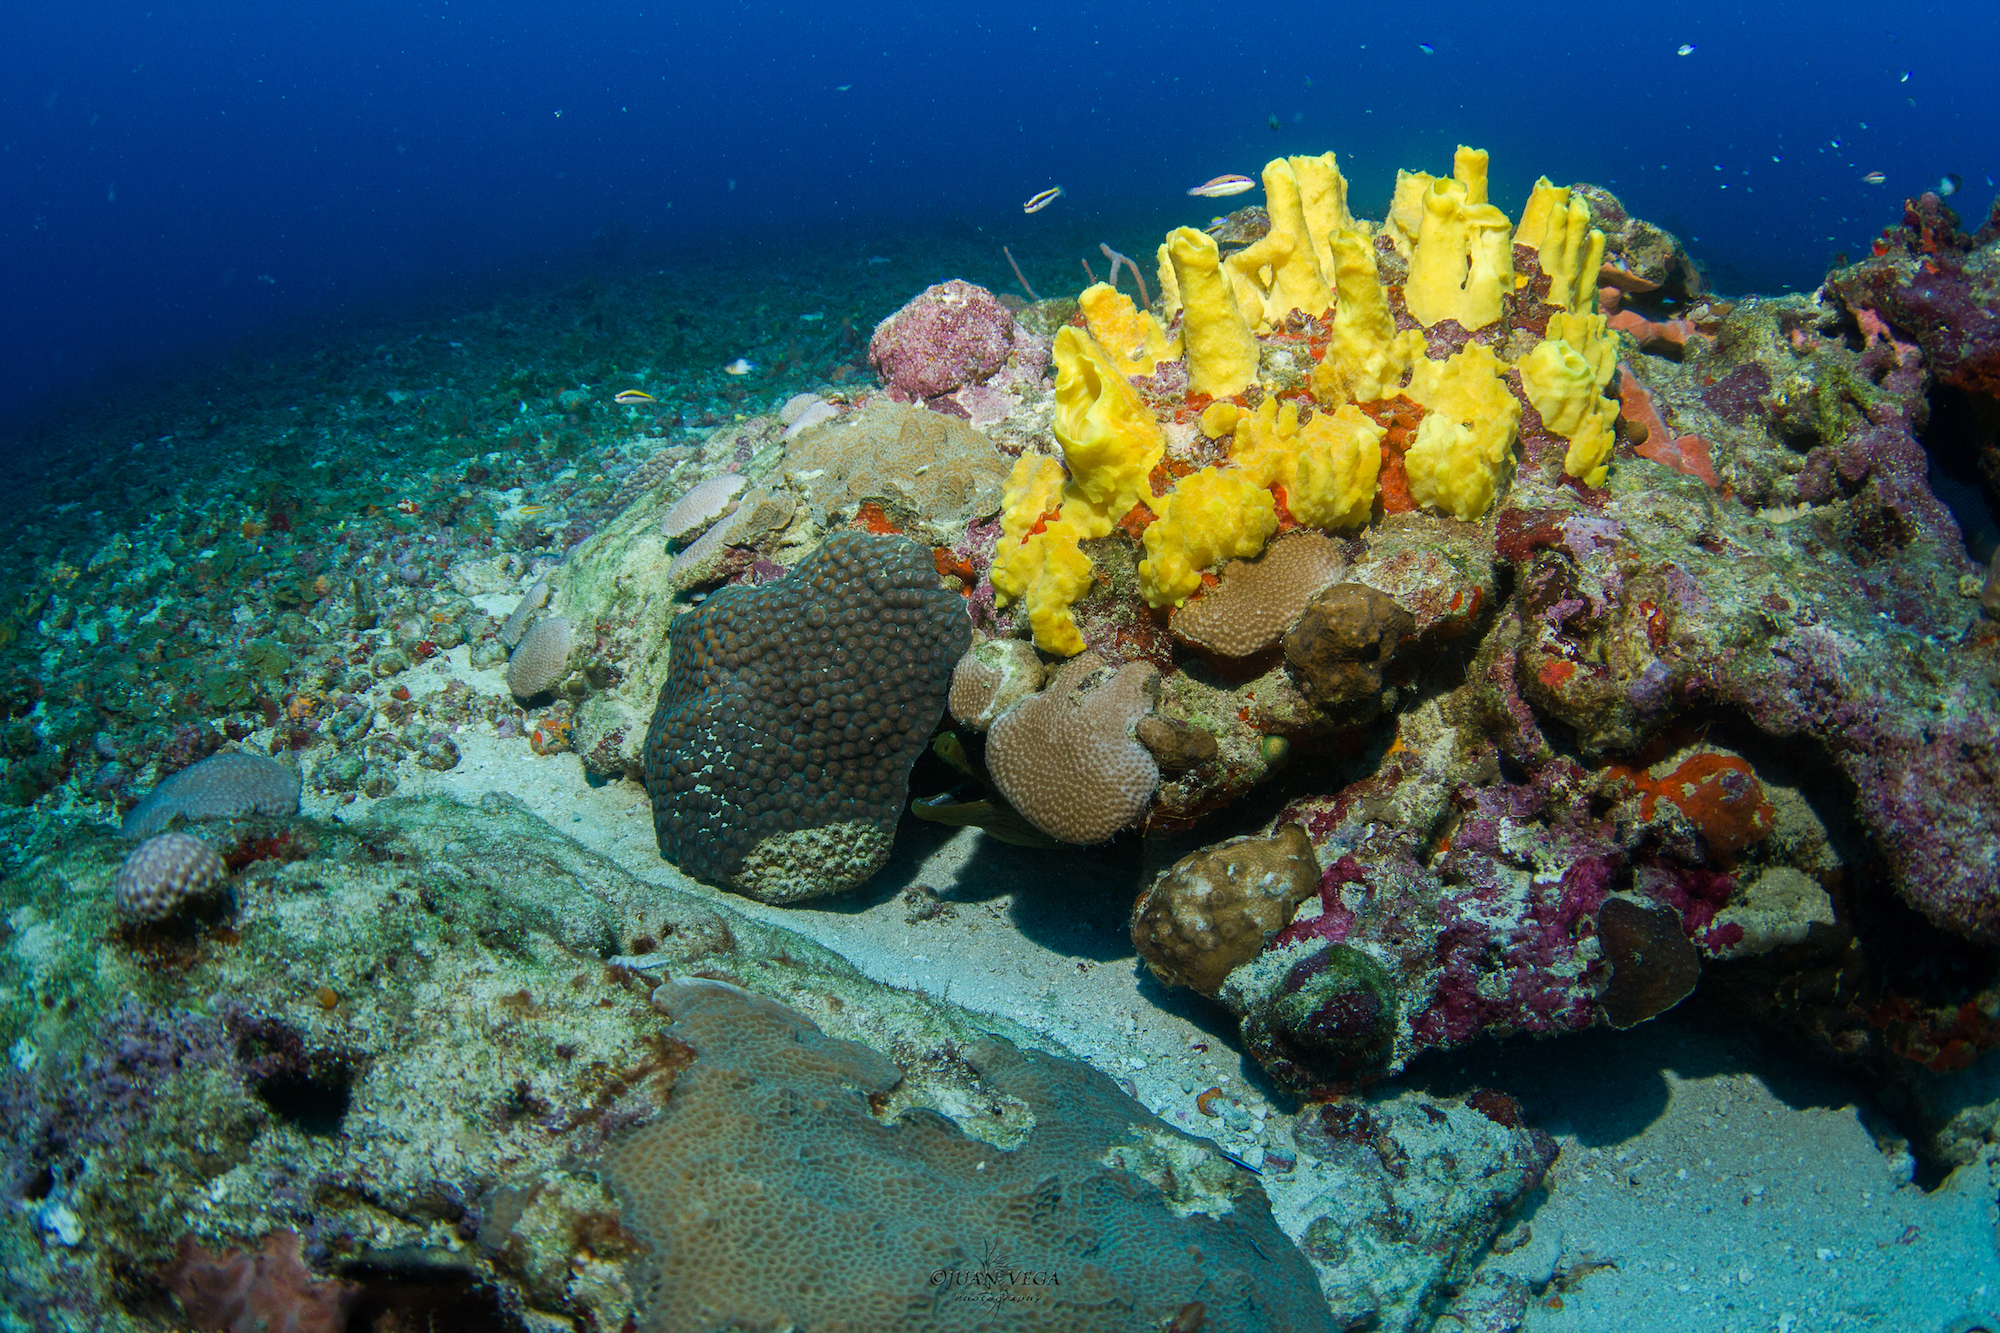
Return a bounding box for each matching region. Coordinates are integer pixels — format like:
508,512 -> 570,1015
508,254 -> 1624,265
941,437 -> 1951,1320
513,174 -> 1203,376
866,279 -> 1017,402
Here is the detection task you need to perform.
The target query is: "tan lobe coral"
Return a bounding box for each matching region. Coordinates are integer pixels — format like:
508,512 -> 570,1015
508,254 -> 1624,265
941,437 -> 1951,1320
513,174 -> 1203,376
1170,530 -> 1347,658
985,652 -> 1159,844
785,398 -> 1009,526
947,638 -> 1045,732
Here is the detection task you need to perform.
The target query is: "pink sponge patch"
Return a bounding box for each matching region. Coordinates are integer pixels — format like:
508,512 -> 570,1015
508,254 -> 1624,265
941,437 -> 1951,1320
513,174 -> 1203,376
160,1230 -> 355,1333
867,279 -> 1015,401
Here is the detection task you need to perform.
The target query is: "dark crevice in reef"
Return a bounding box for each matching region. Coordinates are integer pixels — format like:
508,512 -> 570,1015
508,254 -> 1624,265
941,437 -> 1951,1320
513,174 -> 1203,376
231,1015 -> 363,1138
1918,382 -> 2000,561
337,1261 -> 532,1333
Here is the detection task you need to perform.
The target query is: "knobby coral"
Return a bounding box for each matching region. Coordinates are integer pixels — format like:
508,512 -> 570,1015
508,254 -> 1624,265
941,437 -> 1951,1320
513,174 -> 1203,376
113,832 -> 227,924
642,531 -> 969,901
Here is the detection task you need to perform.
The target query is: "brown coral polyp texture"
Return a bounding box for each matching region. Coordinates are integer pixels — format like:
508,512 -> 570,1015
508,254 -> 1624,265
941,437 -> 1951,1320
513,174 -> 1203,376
986,652 -> 1160,844
642,530 -> 969,901
1131,824 -> 1321,995
600,980 -> 1336,1333
113,832 -> 227,923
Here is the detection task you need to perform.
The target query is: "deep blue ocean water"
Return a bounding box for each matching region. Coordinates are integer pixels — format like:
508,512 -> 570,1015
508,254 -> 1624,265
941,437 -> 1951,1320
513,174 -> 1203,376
3,1 -> 1996,432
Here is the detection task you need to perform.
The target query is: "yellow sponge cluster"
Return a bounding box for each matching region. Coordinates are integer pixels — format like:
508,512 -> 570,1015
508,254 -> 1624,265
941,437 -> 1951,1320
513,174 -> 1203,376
991,144 -> 1631,654
1223,157 -> 1335,325
1211,398 -> 1384,531
1515,179 -> 1608,316
1139,468 -> 1276,608
1163,227 -> 1260,399
1512,180 -> 1619,485
991,326 -> 1166,654
1077,283 -> 1181,377
1387,147 -> 1514,332
1519,310 -> 1620,486
1401,343 -> 1522,520
1308,228 -> 1424,405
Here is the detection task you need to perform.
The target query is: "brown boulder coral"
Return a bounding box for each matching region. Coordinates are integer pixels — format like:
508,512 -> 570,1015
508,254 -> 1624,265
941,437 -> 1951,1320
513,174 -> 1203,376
601,979 -> 1337,1333
1282,583 -> 1417,709
1130,824 -> 1320,994
642,531 -> 969,902
985,652 -> 1160,844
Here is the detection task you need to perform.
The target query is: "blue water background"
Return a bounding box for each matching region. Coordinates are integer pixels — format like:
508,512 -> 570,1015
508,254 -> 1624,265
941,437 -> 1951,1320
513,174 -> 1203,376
3,1 -> 1995,430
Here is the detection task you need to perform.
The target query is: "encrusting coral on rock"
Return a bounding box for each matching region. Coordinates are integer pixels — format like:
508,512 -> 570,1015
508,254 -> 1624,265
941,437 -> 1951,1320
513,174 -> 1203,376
121,751 -> 302,839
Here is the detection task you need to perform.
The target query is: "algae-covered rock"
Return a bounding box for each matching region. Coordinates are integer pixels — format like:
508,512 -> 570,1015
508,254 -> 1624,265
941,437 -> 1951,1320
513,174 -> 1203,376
0,793 -> 1061,1329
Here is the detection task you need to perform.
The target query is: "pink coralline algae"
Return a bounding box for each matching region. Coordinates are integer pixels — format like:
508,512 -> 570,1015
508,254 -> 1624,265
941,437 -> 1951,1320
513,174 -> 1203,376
867,279 -> 1016,402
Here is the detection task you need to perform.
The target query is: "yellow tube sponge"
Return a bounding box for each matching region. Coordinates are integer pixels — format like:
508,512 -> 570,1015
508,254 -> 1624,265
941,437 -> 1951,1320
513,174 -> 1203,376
1138,468 -> 1278,608
1224,159 -> 1334,324
1403,147 -> 1514,331
1546,310 -> 1618,386
1077,283 -> 1182,378
1517,333 -> 1619,488
1309,228 -> 1424,405
1157,241 -> 1182,321
990,518 -> 1093,656
1227,398 -> 1384,531
1515,179 -> 1607,314
1386,169 -> 1432,258
999,454 -> 1067,539
1288,152 -> 1352,281
1165,227 -> 1259,400
1287,404 -> 1385,530
1402,342 -> 1521,520
1049,325 -> 1165,537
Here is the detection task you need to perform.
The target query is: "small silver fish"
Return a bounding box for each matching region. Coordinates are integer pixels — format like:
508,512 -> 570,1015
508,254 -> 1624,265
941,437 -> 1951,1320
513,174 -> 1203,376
1863,171 -> 1887,185
1677,43 -> 1695,56
1188,174 -> 1256,198
723,358 -> 755,375
1023,186 -> 1063,214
